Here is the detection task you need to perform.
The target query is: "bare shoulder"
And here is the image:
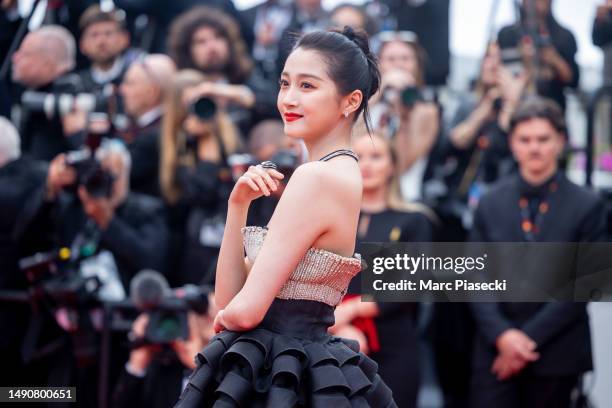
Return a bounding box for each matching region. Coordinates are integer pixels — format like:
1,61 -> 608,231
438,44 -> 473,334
288,159 -> 361,198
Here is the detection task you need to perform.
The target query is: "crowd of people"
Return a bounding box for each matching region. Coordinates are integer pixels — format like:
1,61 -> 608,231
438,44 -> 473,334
0,0 -> 611,407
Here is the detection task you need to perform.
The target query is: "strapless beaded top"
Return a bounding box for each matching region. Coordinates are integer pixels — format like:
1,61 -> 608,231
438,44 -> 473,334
241,226 -> 362,307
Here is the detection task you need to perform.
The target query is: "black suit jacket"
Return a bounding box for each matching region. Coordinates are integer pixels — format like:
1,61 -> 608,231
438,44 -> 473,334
30,188 -> 168,290
470,172 -> 607,376
0,158 -> 50,352
123,119 -> 162,198
113,355 -> 187,408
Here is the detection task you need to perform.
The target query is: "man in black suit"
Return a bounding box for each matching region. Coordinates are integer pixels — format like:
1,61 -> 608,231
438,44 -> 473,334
34,139 -> 168,291
75,5 -> 134,93
469,97 -> 608,408
0,117 -> 50,387
11,25 -> 80,161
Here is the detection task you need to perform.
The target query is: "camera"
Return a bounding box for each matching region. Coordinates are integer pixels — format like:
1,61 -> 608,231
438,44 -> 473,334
65,149 -> 115,199
382,86 -> 436,107
21,82 -> 117,119
18,244 -> 103,306
189,96 -> 217,121
63,123 -> 116,199
130,270 -> 211,344
270,149 -> 300,180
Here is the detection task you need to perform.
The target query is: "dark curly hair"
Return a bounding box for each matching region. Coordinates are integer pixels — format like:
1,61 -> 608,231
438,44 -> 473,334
167,6 -> 253,84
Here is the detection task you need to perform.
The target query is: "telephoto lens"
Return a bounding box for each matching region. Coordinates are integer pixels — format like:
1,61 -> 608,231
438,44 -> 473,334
189,96 -> 217,121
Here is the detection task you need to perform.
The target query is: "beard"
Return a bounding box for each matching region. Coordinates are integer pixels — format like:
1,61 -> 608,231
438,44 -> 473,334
196,59 -> 228,77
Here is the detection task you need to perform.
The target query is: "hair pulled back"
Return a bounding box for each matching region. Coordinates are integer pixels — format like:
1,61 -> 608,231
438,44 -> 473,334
293,26 -> 380,135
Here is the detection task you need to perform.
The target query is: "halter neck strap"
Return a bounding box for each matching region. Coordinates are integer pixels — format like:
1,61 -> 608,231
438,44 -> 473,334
318,149 -> 358,162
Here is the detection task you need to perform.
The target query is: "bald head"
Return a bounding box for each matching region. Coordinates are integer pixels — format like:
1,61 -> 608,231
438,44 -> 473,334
248,120 -> 287,161
12,25 -> 76,88
36,26 -> 76,71
142,54 -> 176,87
120,54 -> 176,118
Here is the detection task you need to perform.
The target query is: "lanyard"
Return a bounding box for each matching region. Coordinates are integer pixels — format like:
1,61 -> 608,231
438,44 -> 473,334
519,177 -> 558,241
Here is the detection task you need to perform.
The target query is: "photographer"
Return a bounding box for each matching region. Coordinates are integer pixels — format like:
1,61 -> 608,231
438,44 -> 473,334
160,70 -> 241,286
497,0 -> 579,112
33,139 -> 167,291
593,0 -> 612,84
0,117 -> 50,386
369,31 -> 440,202
168,6 -> 277,134
119,54 -> 176,197
11,25 -> 80,161
112,305 -> 216,408
59,5 -> 138,140
76,5 -> 134,93
444,42 -> 528,231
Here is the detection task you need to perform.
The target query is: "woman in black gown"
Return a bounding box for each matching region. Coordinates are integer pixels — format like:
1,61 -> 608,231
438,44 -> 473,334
331,131 -> 434,408
174,27 -> 397,407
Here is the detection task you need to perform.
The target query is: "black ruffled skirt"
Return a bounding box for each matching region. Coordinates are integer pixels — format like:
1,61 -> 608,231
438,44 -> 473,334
174,298 -> 397,407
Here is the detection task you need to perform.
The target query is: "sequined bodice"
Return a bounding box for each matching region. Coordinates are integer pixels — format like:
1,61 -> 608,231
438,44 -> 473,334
242,226 -> 362,307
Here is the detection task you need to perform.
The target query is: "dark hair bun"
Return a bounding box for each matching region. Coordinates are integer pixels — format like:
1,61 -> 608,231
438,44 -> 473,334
338,26 -> 380,100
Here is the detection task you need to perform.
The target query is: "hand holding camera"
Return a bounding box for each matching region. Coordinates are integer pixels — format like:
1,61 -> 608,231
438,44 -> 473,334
47,154 -> 77,201
127,314 -> 161,375
183,82 -> 254,112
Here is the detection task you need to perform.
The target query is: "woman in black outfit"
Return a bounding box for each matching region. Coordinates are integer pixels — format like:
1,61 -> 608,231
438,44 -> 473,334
331,131 -> 435,408
159,69 -> 242,286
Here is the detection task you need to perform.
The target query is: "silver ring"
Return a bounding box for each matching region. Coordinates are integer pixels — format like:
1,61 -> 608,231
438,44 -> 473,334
260,161 -> 278,170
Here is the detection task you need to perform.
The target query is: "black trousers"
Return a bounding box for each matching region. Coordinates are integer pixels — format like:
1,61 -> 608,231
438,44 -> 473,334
470,366 -> 579,408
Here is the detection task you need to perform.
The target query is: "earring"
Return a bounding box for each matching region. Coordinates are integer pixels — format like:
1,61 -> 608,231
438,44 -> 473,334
344,111 -> 349,118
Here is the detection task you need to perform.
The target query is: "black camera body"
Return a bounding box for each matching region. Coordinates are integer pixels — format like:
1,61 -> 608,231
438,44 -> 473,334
65,149 -> 115,199
143,284 -> 211,344
18,247 -> 102,306
383,86 -> 436,107
21,77 -> 117,119
130,270 -> 211,344
270,149 -> 300,180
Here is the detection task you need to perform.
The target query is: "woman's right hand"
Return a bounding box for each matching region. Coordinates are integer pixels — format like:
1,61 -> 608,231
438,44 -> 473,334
229,164 -> 284,206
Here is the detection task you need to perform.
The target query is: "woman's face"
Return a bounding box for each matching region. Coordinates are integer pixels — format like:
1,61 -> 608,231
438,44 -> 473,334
354,135 -> 394,192
481,44 -> 501,87
278,48 -> 345,140
379,40 -> 419,81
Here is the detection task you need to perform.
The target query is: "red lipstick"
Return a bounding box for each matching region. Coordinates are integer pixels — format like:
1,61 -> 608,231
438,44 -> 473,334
284,113 -> 303,122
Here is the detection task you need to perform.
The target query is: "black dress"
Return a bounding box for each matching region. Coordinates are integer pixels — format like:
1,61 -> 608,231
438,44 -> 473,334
347,208 -> 433,408
174,223 -> 397,408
